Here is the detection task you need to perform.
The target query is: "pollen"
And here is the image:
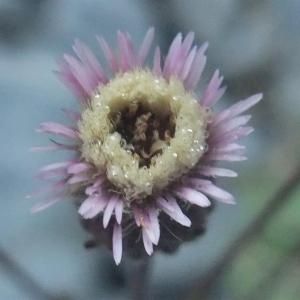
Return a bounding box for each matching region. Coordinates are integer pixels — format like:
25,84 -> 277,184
79,70 -> 209,202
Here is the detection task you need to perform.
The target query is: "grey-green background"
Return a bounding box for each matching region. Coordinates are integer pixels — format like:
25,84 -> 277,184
1,0 -> 300,299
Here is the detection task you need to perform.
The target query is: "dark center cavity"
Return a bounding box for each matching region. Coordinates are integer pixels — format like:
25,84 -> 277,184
112,102 -> 176,167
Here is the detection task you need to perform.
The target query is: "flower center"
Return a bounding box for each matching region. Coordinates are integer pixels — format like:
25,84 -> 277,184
111,102 -> 176,168
79,70 -> 209,202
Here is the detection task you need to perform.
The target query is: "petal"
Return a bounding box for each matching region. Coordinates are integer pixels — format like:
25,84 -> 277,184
199,183 -> 236,204
97,36 -> 118,73
148,208 -> 160,245
197,166 -> 238,178
172,32 -> 195,76
212,143 -> 245,154
207,153 -> 248,161
180,46 -> 197,80
189,179 -> 236,204
103,196 -> 118,228
67,173 -> 90,184
113,223 -> 123,265
138,27 -> 155,65
142,214 -> 157,245
56,62 -> 88,103
30,145 -> 68,152
39,161 -> 74,172
180,32 -> 195,60
159,195 -> 191,227
117,31 -> 135,71
37,161 -> 74,179
37,122 -> 79,140
85,179 -> 105,196
175,187 -> 211,207
184,43 -> 208,90
78,195 -> 107,219
73,39 -> 107,83
211,126 -> 254,145
163,33 -> 182,77
211,115 -> 252,137
156,196 -> 175,213
201,69 -> 226,107
31,196 -> 63,213
67,162 -> 91,174
63,54 -> 95,95
213,93 -> 263,125
114,200 -> 123,224
142,228 -> 153,255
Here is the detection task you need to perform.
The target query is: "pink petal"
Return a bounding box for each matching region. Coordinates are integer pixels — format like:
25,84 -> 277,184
163,33 -> 182,77
73,39 -> 107,83
85,177 -> 105,196
142,228 -> 153,255
103,196 -> 118,228
211,115 -> 252,136
63,54 -> 95,95
113,223 -> 123,265
175,187 -> 211,207
67,162 -> 91,174
180,32 -> 195,61
211,126 -> 254,145
114,200 -> 123,224
117,31 -> 135,71
207,153 -> 247,161
49,139 -> 78,151
197,166 -> 238,177
78,195 -> 107,219
56,62 -> 88,103
37,161 -> 74,180
199,183 -> 235,204
133,207 -> 144,227
37,122 -> 79,140
30,145 -> 63,152
138,27 -> 155,65
148,208 -> 160,245
39,161 -> 74,172
189,178 -> 236,204
184,43 -> 208,90
201,69 -> 225,107
67,173 -> 90,184
159,195 -> 191,227
171,33 -> 195,76
180,46 -> 197,80
212,143 -> 245,154
156,196 -> 175,213
97,36 -> 118,74
27,179 -> 66,199
213,93 -> 263,125
31,195 -> 63,213
139,212 -> 156,245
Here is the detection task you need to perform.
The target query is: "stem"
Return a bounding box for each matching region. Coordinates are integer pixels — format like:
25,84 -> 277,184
127,257 -> 152,300
186,164 -> 300,300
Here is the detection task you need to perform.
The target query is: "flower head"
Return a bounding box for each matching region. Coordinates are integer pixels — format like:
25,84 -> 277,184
32,29 -> 262,264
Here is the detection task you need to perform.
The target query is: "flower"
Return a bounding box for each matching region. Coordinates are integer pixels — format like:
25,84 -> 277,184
32,28 -> 262,265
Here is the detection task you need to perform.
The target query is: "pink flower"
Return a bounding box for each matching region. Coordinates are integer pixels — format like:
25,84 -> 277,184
31,28 -> 262,265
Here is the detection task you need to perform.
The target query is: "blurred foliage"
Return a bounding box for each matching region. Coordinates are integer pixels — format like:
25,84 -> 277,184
226,184 -> 300,300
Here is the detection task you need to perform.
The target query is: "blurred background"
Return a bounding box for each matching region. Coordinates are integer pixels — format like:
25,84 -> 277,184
1,0 -> 300,299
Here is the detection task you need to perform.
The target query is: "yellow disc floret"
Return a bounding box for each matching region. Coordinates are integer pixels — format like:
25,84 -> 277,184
79,70 -> 209,202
